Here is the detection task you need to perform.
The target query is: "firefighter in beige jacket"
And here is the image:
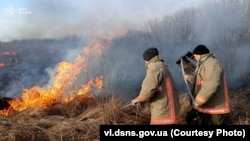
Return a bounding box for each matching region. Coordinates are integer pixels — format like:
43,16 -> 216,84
131,47 -> 180,125
185,45 -> 230,125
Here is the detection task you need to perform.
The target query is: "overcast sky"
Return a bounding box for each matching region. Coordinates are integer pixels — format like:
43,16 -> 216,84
0,0 -> 205,42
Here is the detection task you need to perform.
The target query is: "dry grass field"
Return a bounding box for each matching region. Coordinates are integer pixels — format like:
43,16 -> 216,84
0,87 -> 249,141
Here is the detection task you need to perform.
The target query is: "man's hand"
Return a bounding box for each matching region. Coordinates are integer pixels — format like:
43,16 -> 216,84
183,74 -> 194,83
183,74 -> 189,80
131,99 -> 140,106
192,101 -> 199,110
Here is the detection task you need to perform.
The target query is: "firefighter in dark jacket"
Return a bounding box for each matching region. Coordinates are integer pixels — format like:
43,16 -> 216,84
131,47 -> 180,125
184,44 -> 230,125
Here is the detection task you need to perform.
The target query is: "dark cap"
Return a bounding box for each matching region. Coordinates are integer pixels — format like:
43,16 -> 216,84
143,47 -> 159,61
193,44 -> 210,55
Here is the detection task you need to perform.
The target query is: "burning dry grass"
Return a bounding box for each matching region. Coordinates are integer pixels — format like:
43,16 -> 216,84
0,93 -> 151,141
0,88 -> 249,141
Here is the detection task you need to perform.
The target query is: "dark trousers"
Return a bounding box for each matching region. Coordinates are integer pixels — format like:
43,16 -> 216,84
186,108 -> 225,125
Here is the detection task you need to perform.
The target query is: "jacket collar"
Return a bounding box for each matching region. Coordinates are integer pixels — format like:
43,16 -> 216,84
145,55 -> 161,68
198,53 -> 214,65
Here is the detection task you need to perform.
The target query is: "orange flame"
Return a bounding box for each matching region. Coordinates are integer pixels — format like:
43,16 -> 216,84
0,39 -> 109,116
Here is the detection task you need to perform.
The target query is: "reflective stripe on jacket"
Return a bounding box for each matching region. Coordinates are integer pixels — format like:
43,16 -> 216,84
150,78 -> 179,124
194,53 -> 230,114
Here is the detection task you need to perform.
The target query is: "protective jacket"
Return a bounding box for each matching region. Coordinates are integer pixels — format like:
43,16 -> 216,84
192,53 -> 230,114
137,55 -> 180,125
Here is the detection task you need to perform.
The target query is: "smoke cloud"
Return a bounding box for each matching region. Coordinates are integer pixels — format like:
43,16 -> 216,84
0,0 -> 249,100
0,0 -> 203,42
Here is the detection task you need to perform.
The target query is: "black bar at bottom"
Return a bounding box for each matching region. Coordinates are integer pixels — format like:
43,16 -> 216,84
100,125 -> 250,141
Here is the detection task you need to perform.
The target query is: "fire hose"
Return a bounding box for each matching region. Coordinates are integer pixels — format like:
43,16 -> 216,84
180,57 -> 195,102
121,102 -> 132,109
180,57 -> 203,125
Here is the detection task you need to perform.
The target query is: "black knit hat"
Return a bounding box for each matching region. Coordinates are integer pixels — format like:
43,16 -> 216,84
193,44 -> 210,55
143,47 -> 159,61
